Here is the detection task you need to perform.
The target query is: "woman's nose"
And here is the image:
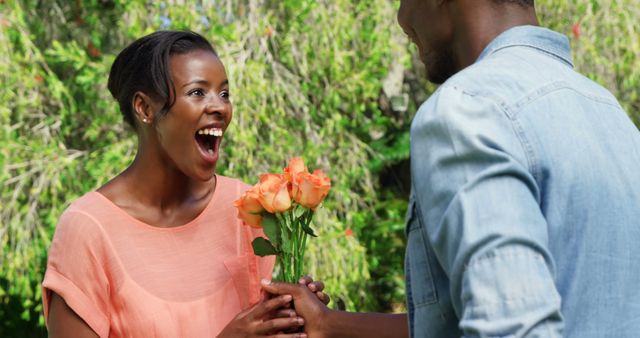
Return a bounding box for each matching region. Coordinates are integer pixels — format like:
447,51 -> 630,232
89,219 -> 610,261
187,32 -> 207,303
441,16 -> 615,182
204,94 -> 229,116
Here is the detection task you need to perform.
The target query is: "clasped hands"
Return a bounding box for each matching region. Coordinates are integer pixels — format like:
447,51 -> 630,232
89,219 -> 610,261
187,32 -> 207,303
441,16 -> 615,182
217,276 -> 330,338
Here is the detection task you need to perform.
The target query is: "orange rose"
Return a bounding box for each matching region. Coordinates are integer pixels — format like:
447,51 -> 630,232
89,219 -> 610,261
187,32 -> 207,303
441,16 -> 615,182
284,157 -> 308,183
233,185 -> 265,228
293,169 -> 331,209
237,209 -> 263,228
284,157 -> 308,197
240,185 -> 264,213
258,173 -> 292,213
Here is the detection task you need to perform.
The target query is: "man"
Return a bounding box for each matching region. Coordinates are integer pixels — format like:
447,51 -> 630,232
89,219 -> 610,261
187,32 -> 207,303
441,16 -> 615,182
263,0 -> 640,336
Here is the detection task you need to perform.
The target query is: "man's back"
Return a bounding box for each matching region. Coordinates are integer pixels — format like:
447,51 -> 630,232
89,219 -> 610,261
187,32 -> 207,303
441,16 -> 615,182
408,25 -> 640,336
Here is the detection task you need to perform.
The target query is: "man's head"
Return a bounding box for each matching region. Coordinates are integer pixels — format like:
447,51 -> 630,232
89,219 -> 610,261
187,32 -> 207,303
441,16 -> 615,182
397,0 -> 535,84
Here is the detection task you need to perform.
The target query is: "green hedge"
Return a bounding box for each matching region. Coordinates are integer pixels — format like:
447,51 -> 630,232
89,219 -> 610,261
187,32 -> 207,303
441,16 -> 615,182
1,0 -> 638,336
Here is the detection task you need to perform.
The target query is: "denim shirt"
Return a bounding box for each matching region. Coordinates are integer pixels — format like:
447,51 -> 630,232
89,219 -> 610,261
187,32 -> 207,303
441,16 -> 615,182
406,25 -> 640,337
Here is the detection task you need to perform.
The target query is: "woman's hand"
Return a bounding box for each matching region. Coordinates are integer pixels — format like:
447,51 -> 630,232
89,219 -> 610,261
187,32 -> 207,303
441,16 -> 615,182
217,295 -> 307,338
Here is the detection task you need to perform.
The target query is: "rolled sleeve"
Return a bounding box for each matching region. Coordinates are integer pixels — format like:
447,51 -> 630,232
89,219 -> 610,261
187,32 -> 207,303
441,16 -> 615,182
410,86 -> 563,336
42,267 -> 110,337
42,210 -> 111,338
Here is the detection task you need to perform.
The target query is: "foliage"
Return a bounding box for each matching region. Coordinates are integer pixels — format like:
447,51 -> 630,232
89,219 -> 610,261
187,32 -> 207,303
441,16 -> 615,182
1,0 -> 638,336
537,0 -> 640,125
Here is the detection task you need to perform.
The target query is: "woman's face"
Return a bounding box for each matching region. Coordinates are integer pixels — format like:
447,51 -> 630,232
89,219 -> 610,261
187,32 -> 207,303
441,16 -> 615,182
152,49 -> 232,181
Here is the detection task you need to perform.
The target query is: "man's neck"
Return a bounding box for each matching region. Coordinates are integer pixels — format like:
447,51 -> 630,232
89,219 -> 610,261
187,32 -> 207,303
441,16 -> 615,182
450,1 -> 539,70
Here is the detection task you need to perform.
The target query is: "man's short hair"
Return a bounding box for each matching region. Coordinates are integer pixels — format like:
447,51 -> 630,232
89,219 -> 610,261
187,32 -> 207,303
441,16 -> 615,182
495,0 -> 534,6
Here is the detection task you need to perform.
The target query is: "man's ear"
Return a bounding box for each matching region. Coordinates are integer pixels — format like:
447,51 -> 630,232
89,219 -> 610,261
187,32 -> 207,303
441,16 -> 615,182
132,91 -> 157,124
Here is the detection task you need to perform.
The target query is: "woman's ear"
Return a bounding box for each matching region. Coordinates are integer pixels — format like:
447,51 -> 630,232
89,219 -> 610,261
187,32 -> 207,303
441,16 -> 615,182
132,91 -> 157,125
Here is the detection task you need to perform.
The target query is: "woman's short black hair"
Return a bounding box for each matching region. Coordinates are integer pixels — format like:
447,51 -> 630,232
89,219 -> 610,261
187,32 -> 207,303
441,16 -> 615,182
107,30 -> 217,128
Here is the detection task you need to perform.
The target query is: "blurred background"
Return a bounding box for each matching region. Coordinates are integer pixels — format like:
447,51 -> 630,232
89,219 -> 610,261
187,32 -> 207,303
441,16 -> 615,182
1,0 -> 638,336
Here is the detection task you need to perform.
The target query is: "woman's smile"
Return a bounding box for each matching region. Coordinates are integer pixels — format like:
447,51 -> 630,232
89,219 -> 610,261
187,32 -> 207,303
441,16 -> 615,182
194,124 -> 224,163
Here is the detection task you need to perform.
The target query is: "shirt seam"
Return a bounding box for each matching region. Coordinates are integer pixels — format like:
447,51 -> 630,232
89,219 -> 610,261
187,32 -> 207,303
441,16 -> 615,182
502,81 -> 622,119
413,204 -> 440,307
60,210 -> 115,310
465,248 -> 544,269
438,86 -> 541,186
465,293 -> 557,307
63,209 -> 127,301
488,43 -> 573,68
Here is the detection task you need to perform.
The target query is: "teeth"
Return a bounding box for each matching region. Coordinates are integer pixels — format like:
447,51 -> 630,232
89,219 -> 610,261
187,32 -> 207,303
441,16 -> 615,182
207,149 -> 214,154
198,127 -> 223,136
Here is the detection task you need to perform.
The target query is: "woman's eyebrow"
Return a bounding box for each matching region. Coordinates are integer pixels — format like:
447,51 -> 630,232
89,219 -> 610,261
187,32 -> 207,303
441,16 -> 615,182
182,79 -> 208,88
181,79 -> 229,88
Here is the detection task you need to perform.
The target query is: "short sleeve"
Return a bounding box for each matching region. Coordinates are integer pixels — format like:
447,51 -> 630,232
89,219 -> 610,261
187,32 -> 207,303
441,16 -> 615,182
42,209 -> 111,338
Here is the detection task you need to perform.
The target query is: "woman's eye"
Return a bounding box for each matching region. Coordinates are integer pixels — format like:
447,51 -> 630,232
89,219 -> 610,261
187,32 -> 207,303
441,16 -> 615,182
188,89 -> 205,96
220,90 -> 230,100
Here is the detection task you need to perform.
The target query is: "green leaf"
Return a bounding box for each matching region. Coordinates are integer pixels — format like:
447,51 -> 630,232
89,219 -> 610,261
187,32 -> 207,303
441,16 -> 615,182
262,214 -> 280,248
293,206 -> 306,219
301,221 -> 318,237
252,237 -> 278,257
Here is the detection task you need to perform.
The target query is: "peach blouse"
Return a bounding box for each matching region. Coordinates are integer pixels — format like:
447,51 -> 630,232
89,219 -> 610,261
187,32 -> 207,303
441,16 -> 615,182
42,176 -> 274,337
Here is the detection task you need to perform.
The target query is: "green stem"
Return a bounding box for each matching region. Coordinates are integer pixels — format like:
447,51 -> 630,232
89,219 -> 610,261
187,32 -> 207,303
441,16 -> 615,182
294,208 -> 301,280
299,210 -> 311,275
277,254 -> 286,282
275,212 -> 292,283
286,212 -> 293,283
274,207 -> 317,283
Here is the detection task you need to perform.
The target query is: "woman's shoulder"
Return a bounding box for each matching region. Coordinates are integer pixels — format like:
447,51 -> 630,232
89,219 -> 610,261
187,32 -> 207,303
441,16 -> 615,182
62,191 -> 114,218
55,191 -> 119,235
48,192 -> 116,263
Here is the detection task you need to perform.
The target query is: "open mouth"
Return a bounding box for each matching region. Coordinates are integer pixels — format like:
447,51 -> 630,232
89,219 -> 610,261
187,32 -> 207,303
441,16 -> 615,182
195,127 -> 223,159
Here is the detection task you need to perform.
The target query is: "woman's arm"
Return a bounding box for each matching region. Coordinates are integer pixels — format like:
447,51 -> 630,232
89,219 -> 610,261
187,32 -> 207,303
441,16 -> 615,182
47,292 -> 99,338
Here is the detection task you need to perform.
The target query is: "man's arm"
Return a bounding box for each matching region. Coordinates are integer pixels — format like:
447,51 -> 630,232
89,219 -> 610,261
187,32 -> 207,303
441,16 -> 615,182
321,312 -> 408,338
261,280 -> 408,338
412,86 -> 563,336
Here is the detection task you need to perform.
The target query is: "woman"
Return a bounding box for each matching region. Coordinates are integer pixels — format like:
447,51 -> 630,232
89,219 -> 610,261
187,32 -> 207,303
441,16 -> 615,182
42,30 -> 323,338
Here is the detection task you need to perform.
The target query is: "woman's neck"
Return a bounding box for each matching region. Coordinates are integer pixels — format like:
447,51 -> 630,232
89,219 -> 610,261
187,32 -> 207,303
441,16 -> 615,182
118,143 -> 215,212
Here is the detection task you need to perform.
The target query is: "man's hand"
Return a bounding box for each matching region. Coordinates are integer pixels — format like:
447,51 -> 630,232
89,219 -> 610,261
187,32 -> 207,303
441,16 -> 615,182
271,275 -> 331,320
261,279 -> 330,338
298,275 -> 330,305
262,279 -> 408,338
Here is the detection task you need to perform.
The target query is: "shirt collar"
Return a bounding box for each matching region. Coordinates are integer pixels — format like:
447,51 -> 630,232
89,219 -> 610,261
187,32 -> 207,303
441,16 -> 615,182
476,25 -> 574,68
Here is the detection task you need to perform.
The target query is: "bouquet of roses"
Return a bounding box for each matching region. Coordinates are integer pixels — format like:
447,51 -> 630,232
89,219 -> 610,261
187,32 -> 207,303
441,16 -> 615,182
234,157 -> 331,283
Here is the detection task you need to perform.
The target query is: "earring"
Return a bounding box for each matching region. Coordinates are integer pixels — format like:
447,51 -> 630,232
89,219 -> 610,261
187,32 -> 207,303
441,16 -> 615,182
143,118 -> 148,123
